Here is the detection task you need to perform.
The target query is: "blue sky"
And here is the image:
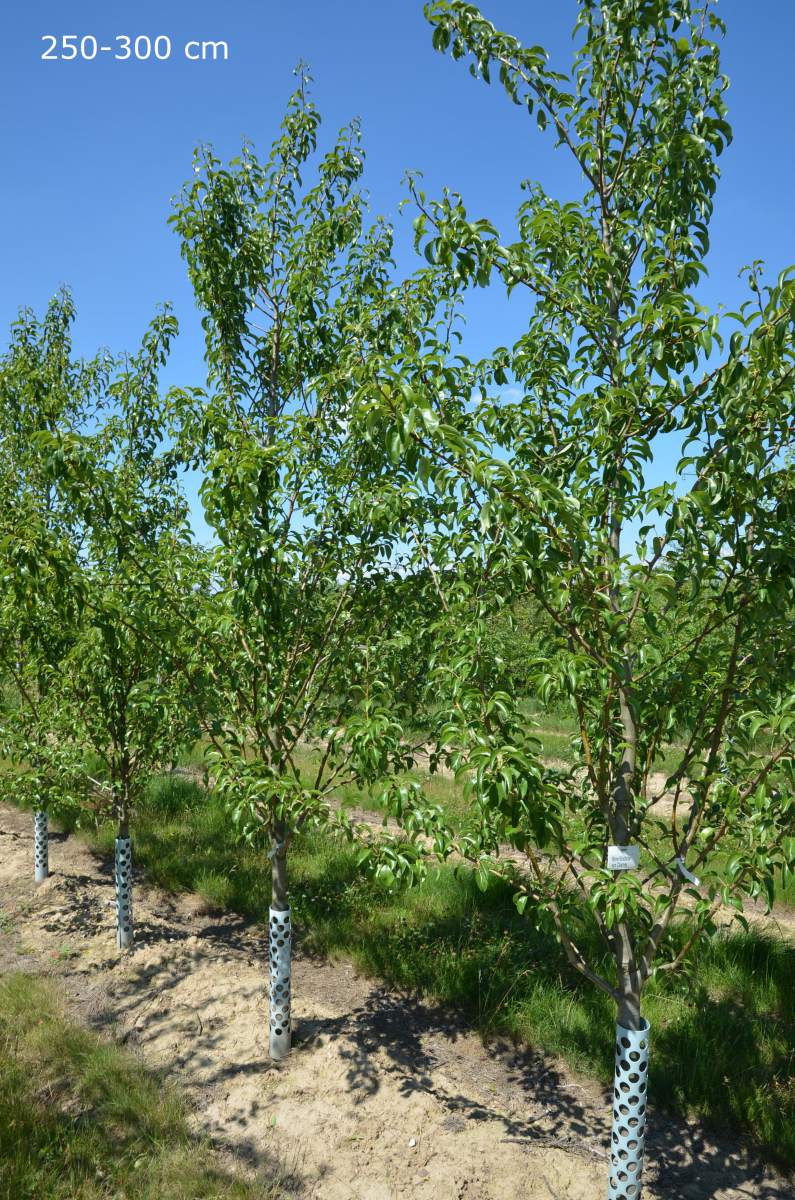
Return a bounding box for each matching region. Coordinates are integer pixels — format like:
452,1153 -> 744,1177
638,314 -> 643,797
2,2 -> 793,539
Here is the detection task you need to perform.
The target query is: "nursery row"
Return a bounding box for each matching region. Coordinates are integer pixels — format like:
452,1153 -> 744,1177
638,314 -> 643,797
2,4 -> 795,1198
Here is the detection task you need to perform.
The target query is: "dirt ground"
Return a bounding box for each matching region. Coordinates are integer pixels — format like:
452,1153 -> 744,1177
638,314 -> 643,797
0,804 -> 791,1200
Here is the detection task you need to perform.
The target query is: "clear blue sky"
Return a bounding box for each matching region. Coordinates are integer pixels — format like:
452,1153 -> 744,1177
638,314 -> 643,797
2,2 -> 793,538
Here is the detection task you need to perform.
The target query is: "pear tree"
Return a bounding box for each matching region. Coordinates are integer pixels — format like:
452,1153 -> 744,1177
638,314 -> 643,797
49,312 -> 205,949
0,292 -> 107,880
351,4 -> 795,1196
171,73 -> 427,1059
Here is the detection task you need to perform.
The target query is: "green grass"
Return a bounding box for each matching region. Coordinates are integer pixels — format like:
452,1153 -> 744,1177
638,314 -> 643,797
0,973 -> 285,1200
773,871 -> 795,908
65,775 -> 795,1170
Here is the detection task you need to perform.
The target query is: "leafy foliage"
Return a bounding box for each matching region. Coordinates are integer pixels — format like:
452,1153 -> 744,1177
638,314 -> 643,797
349,0 -> 795,1023
0,293 -> 107,820
51,314 -> 207,833
170,73 -> 434,891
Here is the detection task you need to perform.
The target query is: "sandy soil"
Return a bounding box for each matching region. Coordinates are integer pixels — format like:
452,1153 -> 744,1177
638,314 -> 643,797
0,803 -> 791,1200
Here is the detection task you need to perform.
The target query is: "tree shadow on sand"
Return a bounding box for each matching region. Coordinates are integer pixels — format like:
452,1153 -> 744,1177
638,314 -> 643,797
299,982 -> 792,1200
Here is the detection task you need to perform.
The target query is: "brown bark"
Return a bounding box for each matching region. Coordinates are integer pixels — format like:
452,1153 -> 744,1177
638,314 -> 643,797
271,819 -> 289,911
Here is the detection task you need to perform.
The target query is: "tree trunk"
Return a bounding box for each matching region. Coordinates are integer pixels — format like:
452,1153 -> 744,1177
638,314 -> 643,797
608,1001 -> 650,1200
33,809 -> 48,883
268,820 -> 291,1060
271,820 -> 289,909
617,989 -> 642,1032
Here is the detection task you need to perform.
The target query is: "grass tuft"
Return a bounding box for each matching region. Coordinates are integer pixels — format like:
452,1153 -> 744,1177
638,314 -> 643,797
0,973 -> 285,1200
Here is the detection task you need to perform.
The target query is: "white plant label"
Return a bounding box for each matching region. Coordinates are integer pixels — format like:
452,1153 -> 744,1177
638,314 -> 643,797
607,844 -> 640,871
675,857 -> 701,887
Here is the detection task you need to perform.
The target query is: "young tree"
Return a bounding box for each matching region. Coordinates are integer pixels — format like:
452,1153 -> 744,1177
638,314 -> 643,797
0,293 -> 106,881
52,313 -> 205,949
351,3 -> 795,1196
171,74 -> 425,1059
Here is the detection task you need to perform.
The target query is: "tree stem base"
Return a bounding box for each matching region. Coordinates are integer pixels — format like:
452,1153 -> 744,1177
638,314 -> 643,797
34,810 -> 48,884
115,837 -> 133,950
268,906 -> 291,1060
608,1018 -> 650,1199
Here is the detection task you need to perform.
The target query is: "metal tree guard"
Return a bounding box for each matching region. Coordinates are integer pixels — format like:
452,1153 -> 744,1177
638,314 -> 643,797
607,1018 -> 650,1199
115,836 -> 134,949
268,906 -> 292,1059
33,809 -> 48,883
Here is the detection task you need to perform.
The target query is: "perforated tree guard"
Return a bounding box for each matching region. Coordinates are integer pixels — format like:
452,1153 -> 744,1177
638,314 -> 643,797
608,1019 -> 650,1199
268,906 -> 292,1059
34,810 -> 48,883
115,837 -> 133,949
